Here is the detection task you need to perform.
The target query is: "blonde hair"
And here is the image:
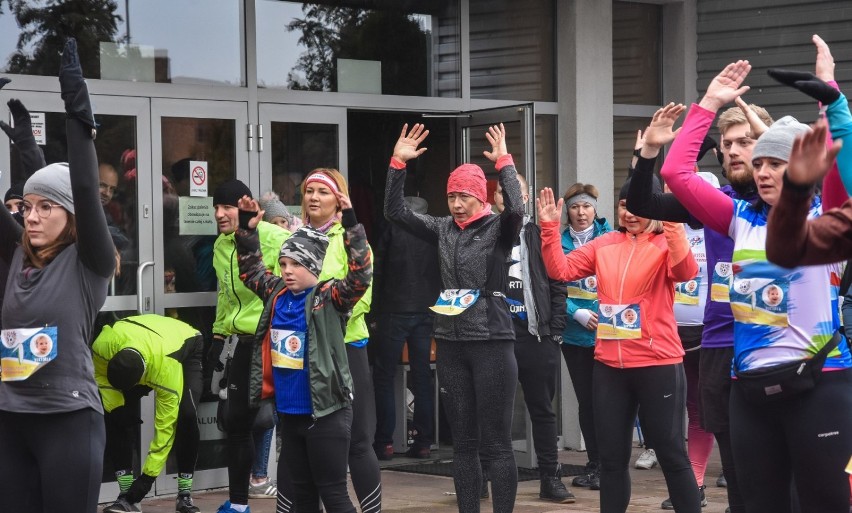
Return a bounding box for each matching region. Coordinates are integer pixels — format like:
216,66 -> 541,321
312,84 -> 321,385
717,104 -> 773,136
300,168 -> 349,223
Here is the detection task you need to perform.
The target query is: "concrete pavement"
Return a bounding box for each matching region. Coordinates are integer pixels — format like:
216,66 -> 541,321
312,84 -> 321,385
131,445 -> 730,513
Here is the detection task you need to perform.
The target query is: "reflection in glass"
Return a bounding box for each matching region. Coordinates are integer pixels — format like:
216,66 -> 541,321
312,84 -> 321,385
270,122 -> 338,209
161,117 -> 236,293
469,0 -> 555,102
256,0 -> 460,97
0,0 -> 242,85
8,112 -> 138,296
535,115 -> 558,194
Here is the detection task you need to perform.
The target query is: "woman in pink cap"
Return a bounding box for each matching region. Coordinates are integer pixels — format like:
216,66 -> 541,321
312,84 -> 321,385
384,123 -> 524,513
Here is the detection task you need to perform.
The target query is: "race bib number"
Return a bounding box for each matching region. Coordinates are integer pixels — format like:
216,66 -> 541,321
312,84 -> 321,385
1,327 -> 58,381
711,262 -> 733,303
567,276 -> 598,300
430,289 -> 480,316
597,304 -> 641,340
729,277 -> 789,327
270,329 -> 305,370
674,277 -> 702,305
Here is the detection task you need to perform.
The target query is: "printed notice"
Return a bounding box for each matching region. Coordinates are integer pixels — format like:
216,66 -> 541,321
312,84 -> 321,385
179,196 -> 217,236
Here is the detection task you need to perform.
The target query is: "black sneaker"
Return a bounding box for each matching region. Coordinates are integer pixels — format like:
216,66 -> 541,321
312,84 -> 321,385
661,485 -> 707,510
175,491 -> 200,513
103,497 -> 141,513
717,472 -> 727,488
572,461 -> 599,488
540,465 -> 576,504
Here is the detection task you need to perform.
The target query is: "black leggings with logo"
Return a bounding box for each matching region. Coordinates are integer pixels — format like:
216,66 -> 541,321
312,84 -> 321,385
593,361 -> 700,513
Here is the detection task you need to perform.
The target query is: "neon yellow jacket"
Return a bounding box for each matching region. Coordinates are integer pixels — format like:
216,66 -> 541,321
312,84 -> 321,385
92,315 -> 200,478
318,222 -> 373,343
213,221 -> 290,336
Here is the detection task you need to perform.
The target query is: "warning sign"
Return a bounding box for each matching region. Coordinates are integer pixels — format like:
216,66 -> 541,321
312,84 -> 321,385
189,160 -> 208,197
30,113 -> 46,146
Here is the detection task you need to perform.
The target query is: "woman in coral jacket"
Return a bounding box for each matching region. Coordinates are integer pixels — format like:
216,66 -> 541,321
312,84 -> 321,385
537,185 -> 701,513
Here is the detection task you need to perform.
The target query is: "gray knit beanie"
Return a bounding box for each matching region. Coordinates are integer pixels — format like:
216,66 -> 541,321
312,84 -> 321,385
259,196 -> 294,225
24,163 -> 74,214
279,226 -> 329,277
752,116 -> 811,162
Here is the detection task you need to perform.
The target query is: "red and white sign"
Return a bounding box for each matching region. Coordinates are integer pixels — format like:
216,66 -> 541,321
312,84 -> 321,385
189,160 -> 208,197
30,113 -> 45,146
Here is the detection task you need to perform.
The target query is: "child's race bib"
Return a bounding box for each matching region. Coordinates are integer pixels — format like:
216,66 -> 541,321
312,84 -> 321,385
730,277 -> 789,327
430,289 -> 480,316
597,304 -> 641,340
711,261 -> 733,303
674,277 -> 702,305
567,276 -> 598,300
1,326 -> 58,381
270,329 -> 306,370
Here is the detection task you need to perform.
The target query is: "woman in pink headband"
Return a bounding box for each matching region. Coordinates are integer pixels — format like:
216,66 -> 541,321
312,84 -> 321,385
296,167 -> 382,511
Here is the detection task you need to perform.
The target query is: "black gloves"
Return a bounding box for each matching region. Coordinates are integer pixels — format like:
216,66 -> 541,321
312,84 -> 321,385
125,473 -> 155,504
58,38 -> 96,133
1,99 -> 34,144
767,68 -> 841,106
238,209 -> 257,231
0,77 -> 9,90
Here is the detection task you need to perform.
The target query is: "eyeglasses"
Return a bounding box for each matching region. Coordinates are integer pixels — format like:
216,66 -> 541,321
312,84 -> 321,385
20,201 -> 63,219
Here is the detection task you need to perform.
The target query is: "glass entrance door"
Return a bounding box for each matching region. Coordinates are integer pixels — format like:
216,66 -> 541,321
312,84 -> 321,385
258,104 -> 347,216
148,98 -> 250,494
458,104 -> 540,468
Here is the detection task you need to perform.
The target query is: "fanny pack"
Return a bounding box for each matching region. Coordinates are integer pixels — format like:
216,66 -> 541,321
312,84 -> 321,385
734,331 -> 841,404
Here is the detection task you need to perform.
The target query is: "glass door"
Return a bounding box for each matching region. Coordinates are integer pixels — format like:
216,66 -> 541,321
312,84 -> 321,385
148,98 -> 250,494
458,104 -> 539,468
258,104 -> 347,217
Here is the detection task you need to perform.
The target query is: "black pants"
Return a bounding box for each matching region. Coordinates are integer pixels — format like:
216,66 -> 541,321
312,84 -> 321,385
346,344 -> 382,513
514,331 -> 560,474
729,368 -> 852,513
437,339 -> 518,513
105,335 -> 203,476
372,312 -> 435,450
560,343 -> 598,463
0,407 -> 105,513
278,408 -> 356,513
593,362 -> 700,513
222,336 -> 261,505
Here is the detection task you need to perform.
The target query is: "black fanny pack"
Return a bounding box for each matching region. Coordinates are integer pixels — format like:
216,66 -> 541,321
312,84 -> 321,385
734,331 -> 842,404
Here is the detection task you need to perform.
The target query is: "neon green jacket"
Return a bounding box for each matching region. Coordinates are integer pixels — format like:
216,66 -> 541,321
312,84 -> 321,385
318,222 -> 373,343
92,315 -> 201,478
213,221 -> 290,336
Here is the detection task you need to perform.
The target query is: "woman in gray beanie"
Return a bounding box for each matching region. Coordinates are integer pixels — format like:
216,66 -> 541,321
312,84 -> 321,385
0,39 -> 115,513
662,61 -> 852,513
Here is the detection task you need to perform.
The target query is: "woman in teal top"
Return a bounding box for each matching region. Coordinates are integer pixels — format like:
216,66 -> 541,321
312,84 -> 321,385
558,183 -> 611,489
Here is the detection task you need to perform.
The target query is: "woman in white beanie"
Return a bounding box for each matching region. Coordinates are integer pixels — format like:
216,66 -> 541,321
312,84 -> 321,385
0,39 -> 115,513
662,61 -> 852,513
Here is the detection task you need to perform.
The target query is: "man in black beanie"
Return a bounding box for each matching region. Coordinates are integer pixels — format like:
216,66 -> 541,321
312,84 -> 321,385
209,179 -> 291,512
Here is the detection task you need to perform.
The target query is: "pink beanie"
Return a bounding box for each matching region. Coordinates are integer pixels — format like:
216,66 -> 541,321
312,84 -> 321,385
447,164 -> 487,204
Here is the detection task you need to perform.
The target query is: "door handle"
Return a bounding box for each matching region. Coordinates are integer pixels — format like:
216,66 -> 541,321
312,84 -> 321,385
137,261 -> 155,313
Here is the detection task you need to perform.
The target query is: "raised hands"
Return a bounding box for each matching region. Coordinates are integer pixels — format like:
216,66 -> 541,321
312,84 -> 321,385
392,123 -> 429,163
483,123 -> 508,162
785,117 -> 842,187
334,189 -> 352,211
814,34 -> 835,83
536,187 -> 563,224
699,60 -> 751,112
767,36 -> 839,106
0,100 -> 34,143
642,103 -> 685,153
734,97 -> 769,139
237,195 -> 264,230
59,38 -> 96,132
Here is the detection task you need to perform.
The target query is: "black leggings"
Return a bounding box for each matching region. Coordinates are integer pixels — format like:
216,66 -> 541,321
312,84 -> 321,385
223,337 -> 261,505
514,331 -> 560,474
0,407 -> 105,513
593,362 -> 700,513
345,344 -> 382,513
437,339 -> 518,513
105,335 -> 203,475
729,368 -> 852,513
278,408 -> 356,513
561,343 -> 598,463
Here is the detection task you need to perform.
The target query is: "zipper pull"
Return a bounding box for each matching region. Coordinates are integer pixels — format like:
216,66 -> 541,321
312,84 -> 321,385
797,362 -> 806,375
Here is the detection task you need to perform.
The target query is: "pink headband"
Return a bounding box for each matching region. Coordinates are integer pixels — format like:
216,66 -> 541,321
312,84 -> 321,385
305,173 -> 340,193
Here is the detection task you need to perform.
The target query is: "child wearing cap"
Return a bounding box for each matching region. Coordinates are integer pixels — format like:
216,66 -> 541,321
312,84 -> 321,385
232,193 -> 371,513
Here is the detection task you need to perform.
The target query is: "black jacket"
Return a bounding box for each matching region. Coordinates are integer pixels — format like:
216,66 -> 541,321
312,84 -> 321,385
518,221 -> 568,341
373,221 -> 440,313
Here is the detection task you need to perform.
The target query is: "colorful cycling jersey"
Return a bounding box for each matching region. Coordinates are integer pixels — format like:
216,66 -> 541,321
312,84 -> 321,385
728,197 -> 852,373
673,224 -> 706,326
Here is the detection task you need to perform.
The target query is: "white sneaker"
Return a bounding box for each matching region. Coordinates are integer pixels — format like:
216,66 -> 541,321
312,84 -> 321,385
634,448 -> 657,469
248,478 -> 278,499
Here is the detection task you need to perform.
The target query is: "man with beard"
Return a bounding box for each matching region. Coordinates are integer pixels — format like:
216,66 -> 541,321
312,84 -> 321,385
626,101 -> 772,513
